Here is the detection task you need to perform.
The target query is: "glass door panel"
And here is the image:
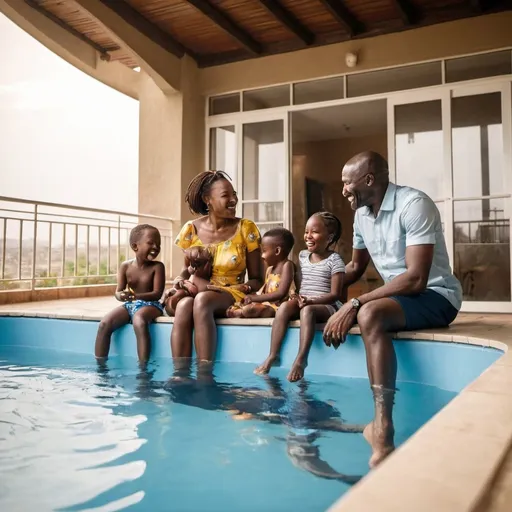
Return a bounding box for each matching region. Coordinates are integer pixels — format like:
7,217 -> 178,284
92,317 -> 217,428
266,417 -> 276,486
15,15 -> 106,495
209,126 -> 237,188
451,91 -> 510,303
394,99 -> 444,201
242,120 -> 286,232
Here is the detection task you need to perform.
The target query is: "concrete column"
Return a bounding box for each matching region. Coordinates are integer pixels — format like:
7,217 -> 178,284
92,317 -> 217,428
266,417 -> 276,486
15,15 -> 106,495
138,56 -> 205,277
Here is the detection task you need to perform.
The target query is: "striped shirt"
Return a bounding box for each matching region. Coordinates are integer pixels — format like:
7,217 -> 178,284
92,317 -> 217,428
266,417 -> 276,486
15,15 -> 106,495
298,250 -> 345,297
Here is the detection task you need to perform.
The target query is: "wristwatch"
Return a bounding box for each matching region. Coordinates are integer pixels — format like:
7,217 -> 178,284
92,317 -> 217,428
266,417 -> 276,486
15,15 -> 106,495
351,298 -> 361,310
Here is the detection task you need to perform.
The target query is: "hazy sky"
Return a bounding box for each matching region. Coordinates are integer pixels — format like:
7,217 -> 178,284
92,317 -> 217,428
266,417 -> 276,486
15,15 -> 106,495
0,13 -> 139,212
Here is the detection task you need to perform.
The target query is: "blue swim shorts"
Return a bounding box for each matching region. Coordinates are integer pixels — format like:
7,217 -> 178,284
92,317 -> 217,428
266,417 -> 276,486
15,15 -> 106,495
391,289 -> 459,331
123,300 -> 164,319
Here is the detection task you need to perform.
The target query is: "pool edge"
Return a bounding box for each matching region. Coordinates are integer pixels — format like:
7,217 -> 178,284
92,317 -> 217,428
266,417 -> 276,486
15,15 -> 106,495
1,308 -> 511,512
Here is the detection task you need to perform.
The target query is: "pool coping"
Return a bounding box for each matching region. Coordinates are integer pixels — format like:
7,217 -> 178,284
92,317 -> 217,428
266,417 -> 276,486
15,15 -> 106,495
1,304 -> 511,512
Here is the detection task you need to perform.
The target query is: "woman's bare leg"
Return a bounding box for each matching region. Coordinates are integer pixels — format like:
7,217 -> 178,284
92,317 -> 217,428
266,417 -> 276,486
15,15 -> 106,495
171,296 -> 194,358
193,291 -> 235,361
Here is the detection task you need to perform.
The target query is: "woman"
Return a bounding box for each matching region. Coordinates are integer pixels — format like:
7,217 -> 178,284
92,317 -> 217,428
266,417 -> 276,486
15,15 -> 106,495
166,170 -> 262,361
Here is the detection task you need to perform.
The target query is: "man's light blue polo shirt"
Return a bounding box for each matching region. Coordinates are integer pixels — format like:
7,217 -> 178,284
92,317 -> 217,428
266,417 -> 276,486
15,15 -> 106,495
353,182 -> 462,310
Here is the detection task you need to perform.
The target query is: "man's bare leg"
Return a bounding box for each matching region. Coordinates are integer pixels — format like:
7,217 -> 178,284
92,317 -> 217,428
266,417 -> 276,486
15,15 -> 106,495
357,298 -> 405,468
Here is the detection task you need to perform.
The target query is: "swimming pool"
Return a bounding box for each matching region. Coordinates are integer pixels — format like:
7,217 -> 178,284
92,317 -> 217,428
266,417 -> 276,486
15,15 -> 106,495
0,317 -> 503,511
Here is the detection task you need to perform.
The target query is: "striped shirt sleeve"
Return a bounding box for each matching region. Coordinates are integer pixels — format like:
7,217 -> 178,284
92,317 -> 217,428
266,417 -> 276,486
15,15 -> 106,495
329,252 -> 346,275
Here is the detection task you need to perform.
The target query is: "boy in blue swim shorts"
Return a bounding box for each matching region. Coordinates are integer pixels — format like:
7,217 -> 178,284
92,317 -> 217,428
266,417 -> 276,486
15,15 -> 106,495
95,224 -> 165,362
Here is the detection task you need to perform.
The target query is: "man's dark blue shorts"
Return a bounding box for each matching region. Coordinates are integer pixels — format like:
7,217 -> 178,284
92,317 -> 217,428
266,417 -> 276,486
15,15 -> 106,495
391,289 -> 459,331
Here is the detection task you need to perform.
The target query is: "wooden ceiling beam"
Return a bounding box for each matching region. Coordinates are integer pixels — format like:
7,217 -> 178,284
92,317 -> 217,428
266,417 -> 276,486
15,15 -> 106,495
25,0 -> 112,60
184,0 -> 262,55
393,0 -> 420,25
259,0 -> 315,45
100,0 -> 191,59
469,0 -> 494,11
318,0 -> 363,36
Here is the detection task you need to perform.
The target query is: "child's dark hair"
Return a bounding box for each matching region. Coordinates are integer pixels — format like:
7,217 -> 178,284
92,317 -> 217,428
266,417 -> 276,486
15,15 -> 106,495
263,228 -> 295,256
313,211 -> 342,248
185,170 -> 232,215
129,224 -> 158,246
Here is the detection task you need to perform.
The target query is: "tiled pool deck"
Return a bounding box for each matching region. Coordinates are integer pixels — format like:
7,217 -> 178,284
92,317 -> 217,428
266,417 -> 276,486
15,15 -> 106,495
1,296 -> 511,512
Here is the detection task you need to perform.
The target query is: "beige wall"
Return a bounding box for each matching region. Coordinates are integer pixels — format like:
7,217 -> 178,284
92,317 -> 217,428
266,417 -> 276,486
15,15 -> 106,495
200,12 -> 512,95
138,58 -> 205,276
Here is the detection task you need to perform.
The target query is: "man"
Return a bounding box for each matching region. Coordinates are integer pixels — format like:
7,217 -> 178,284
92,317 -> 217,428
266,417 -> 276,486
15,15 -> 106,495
323,151 -> 462,468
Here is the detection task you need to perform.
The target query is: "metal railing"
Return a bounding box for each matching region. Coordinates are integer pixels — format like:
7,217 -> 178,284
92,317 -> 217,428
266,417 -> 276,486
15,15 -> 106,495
0,196 -> 173,291
454,219 -> 510,244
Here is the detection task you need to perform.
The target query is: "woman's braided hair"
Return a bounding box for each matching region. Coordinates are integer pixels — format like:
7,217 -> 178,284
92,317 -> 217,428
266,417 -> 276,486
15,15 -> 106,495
313,211 -> 342,249
185,170 -> 232,215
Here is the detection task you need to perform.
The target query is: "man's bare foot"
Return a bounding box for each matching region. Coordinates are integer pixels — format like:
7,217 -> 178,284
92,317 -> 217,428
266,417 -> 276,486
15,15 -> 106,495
287,360 -> 307,382
363,421 -> 395,468
363,422 -> 373,445
254,356 -> 279,375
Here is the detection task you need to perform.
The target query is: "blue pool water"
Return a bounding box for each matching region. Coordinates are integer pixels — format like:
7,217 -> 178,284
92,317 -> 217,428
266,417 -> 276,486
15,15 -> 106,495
0,317 -> 504,511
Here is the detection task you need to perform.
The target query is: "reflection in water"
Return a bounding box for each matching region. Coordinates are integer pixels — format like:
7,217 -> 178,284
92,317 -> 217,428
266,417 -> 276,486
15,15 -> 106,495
6,350 -> 450,511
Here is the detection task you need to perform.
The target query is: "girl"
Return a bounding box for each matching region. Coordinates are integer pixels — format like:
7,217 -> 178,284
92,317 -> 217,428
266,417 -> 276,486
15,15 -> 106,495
255,212 -> 344,382
226,227 -> 296,318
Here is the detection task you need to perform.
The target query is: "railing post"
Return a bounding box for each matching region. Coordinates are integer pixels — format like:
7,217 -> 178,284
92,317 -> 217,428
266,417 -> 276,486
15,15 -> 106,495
117,215 -> 121,274
31,204 -> 38,290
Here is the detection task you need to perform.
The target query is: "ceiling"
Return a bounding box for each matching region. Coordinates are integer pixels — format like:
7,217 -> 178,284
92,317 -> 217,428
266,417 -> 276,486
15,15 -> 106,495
291,99 -> 387,142
26,0 -> 512,68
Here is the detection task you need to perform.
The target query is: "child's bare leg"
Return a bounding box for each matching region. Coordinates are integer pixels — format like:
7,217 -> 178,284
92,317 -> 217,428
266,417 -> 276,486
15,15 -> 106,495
241,303 -> 276,318
255,300 -> 300,375
288,305 -> 332,382
315,419 -> 366,433
132,306 -> 162,362
95,307 -> 130,359
226,306 -> 244,318
169,289 -> 190,312
189,274 -> 211,293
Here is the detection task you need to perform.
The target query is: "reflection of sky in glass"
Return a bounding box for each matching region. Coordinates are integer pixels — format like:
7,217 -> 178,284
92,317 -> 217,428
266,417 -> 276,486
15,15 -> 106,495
396,130 -> 443,201
0,14 -> 139,212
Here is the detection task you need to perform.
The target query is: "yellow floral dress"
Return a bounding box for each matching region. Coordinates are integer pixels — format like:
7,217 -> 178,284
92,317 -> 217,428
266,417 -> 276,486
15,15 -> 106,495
175,218 -> 261,303
247,265 -> 296,311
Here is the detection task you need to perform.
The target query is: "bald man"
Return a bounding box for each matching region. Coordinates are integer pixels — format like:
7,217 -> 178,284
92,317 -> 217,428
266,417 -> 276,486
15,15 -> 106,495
323,151 -> 462,468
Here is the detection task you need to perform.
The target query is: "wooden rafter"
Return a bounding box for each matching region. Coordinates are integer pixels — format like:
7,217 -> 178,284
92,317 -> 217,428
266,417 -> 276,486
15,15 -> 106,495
469,0 -> 492,11
393,0 -> 419,25
25,0 -> 112,60
184,0 -> 262,55
259,0 -> 314,45
101,0 -> 190,59
318,0 -> 363,36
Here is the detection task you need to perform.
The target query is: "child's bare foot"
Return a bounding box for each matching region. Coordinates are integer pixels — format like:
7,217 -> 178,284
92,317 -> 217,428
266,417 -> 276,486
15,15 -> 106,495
287,360 -> 307,382
231,412 -> 255,421
227,307 -> 243,318
254,356 -> 279,375
363,421 -> 395,468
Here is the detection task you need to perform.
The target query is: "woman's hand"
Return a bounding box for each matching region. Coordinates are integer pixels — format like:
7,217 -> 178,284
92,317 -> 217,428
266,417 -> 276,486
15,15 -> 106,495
242,294 -> 257,305
163,287 -> 178,301
232,283 -> 252,293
